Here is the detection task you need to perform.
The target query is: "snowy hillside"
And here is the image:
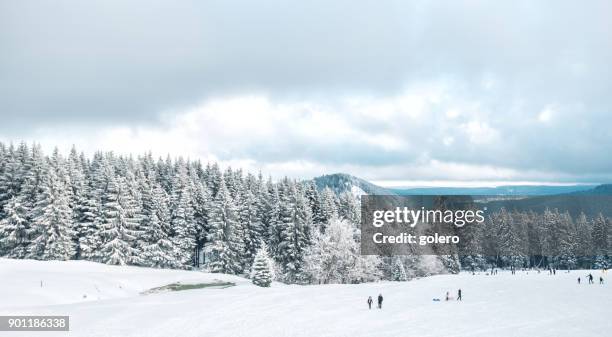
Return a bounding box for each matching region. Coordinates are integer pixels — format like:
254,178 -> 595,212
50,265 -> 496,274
313,173 -> 395,196
1,259 -> 609,337
0,258 -> 248,309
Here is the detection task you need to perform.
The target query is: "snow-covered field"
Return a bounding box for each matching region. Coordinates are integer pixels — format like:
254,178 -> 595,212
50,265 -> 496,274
0,258 -> 609,337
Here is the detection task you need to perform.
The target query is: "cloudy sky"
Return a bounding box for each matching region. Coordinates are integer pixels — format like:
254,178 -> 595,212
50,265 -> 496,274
1,0 -> 611,186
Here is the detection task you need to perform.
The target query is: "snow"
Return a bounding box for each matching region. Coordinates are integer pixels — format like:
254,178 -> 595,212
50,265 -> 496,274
1,258 -> 610,337
350,185 -> 367,198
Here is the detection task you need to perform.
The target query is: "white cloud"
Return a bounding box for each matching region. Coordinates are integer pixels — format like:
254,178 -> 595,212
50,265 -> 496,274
461,121 -> 500,145
538,105 -> 555,123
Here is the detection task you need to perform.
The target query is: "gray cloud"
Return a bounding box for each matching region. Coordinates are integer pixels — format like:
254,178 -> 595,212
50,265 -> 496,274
1,0 -> 611,183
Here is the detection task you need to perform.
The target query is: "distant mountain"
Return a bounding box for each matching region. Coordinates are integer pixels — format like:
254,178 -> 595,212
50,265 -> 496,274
391,185 -> 597,196
312,173 -> 396,196
311,175 -> 612,217
572,184 -> 612,195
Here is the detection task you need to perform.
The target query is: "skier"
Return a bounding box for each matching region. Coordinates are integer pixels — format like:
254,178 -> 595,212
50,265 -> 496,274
457,289 -> 462,301
587,273 -> 594,284
445,291 -> 450,301
577,277 -> 581,284
377,294 -> 383,309
600,277 -> 604,285
367,296 -> 373,309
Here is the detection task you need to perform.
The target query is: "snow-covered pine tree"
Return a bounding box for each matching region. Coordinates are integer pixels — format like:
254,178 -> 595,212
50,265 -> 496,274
556,211 -> 577,269
190,169 -> 211,268
0,197 -> 29,257
238,188 -> 263,271
264,181 -> 281,259
99,172 -> 140,266
392,257 -> 408,281
75,181 -> 101,261
574,212 -> 592,268
250,242 -> 273,287
539,208 -> 562,268
338,191 -> 360,225
275,179 -> 297,282
317,187 -> 339,229
591,213 -> 609,269
205,179 -> 242,274
457,211 -> 487,271
0,144 -> 19,220
170,161 -> 197,268
205,162 -> 222,197
293,184 -> 314,278
304,181 -> 323,225
27,164 -> 76,260
498,209 -> 527,268
140,182 -> 178,268
274,180 -> 314,283
67,146 -> 88,259
6,144 -> 46,257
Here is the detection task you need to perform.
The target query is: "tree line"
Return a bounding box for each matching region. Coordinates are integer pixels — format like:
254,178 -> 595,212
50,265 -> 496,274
0,142 -> 382,284
1,142 -> 608,284
456,207 -> 610,270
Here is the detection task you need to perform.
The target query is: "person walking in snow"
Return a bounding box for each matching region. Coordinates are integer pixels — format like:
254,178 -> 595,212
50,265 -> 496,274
600,277 -> 604,285
588,273 -> 594,284
367,296 -> 373,309
457,289 -> 462,301
377,294 -> 383,309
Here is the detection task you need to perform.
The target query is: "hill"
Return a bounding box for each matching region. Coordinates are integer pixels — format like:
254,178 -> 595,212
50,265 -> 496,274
312,173 -> 396,196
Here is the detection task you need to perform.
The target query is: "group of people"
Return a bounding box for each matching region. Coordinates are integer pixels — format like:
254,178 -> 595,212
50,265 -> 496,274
578,274 -> 604,284
367,294 -> 383,309
445,289 -> 462,301
368,289 -> 463,309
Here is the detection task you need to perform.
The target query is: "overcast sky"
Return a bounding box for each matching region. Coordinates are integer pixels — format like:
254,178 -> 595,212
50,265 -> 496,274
1,0 -> 611,186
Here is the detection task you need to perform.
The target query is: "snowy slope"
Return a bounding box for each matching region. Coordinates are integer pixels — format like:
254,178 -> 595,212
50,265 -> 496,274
0,259 -> 610,337
0,258 -> 249,310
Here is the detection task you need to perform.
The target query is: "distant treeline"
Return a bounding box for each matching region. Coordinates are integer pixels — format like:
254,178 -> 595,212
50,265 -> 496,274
455,207 -> 610,270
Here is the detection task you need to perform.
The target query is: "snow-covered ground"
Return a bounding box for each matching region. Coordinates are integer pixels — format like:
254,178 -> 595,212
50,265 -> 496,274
0,258 -> 609,337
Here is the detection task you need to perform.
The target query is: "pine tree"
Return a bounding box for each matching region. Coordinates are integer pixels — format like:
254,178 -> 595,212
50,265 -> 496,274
0,197 -> 29,257
191,174 -> 211,268
99,174 -> 140,266
170,162 -> 197,268
205,180 -> 242,274
591,213 -> 609,269
27,166 -> 76,260
574,212 -> 592,268
338,191 -> 360,225
0,144 -> 19,220
317,187 -> 339,227
250,242 -> 273,287
137,171 -> 174,268
556,212 -> 577,269
275,179 -> 297,281
304,181 -> 322,224
238,188 -> 263,271
392,257 -> 408,281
